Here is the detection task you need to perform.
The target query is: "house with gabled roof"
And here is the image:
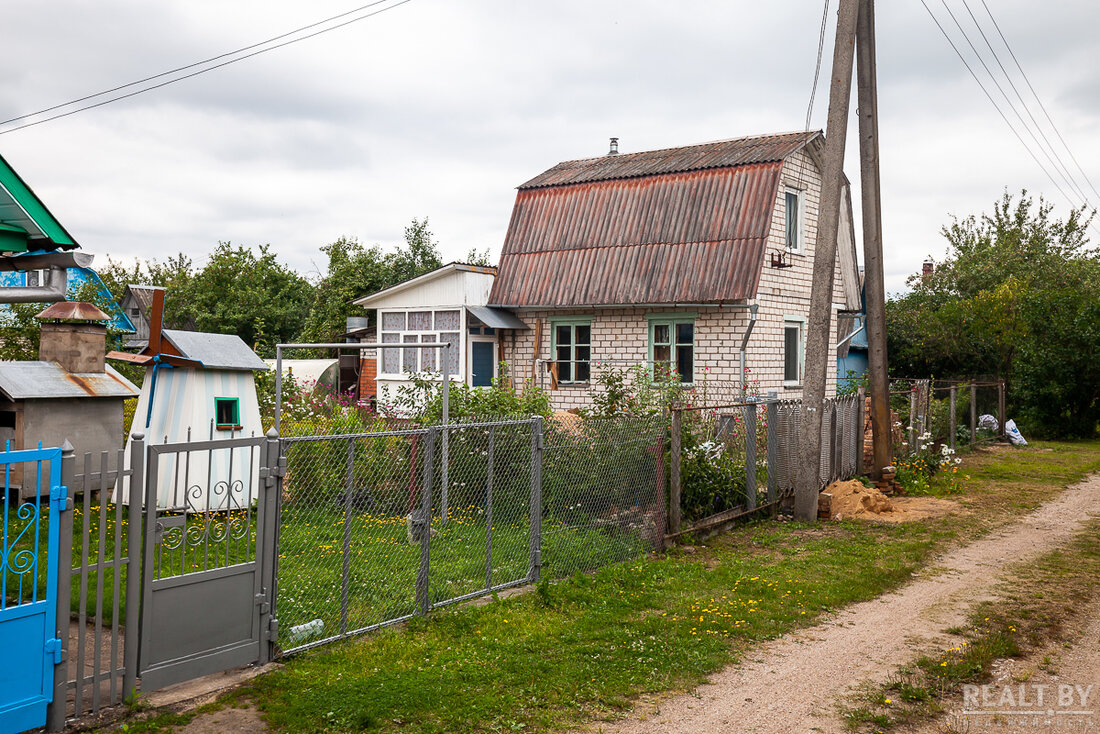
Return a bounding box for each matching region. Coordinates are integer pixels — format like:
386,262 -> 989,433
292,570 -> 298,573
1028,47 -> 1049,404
488,131 -> 863,409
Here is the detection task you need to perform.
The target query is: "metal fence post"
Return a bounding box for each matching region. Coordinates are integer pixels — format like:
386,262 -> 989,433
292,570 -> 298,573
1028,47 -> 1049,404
340,438 -> 354,636
261,428 -> 281,661
969,383 -> 977,448
484,425 -> 495,591
416,428 -> 436,616
949,385 -> 957,451
124,433 -> 144,702
47,441 -> 76,732
440,344 -> 450,524
744,403 -> 757,511
830,401 -> 840,481
766,401 -> 778,505
670,408 -> 682,535
527,417 -> 543,584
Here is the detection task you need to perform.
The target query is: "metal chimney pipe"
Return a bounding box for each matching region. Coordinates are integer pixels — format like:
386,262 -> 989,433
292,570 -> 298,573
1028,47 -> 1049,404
608,137 -> 619,156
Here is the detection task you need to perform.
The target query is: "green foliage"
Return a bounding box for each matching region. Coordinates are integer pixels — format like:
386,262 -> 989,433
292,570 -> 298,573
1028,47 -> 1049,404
170,242 -> 312,358
298,221 -> 443,346
584,364 -> 690,419
385,365 -> 551,424
837,369 -> 868,397
887,191 -> 1100,438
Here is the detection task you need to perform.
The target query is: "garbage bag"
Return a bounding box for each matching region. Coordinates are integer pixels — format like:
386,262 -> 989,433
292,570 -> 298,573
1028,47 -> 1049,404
1005,419 -> 1027,446
978,414 -> 999,431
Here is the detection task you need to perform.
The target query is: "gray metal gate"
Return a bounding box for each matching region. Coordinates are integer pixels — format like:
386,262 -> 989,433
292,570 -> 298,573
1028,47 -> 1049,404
137,432 -> 278,691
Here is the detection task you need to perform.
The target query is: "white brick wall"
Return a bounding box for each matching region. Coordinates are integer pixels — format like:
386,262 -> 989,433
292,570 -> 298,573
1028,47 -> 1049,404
500,149 -> 853,411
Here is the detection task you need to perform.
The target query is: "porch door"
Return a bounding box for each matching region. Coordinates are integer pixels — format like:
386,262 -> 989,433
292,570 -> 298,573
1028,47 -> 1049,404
470,341 -> 495,387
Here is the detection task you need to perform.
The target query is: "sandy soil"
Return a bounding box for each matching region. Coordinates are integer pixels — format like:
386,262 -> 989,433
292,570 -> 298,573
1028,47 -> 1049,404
590,475 -> 1100,734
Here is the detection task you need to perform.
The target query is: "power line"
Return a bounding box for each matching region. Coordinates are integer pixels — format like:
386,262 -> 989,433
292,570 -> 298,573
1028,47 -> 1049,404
0,0 -> 413,135
916,0 -> 1081,215
979,0 -> 1100,207
937,0 -> 1089,211
805,0 -> 832,130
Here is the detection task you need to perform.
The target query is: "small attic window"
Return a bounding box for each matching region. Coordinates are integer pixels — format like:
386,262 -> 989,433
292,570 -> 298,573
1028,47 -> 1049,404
215,397 -> 241,430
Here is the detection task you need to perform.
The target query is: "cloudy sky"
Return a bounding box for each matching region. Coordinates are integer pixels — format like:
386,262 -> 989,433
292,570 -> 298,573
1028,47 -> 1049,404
2,0 -> 1098,294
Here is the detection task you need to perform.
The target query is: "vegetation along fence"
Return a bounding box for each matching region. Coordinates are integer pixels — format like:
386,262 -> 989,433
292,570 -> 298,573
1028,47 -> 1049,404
669,394 -> 864,539
890,379 -> 1006,456
273,415 -> 666,655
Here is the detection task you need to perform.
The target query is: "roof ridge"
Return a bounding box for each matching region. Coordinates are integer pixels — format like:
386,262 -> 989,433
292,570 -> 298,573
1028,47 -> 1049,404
549,130 -> 820,169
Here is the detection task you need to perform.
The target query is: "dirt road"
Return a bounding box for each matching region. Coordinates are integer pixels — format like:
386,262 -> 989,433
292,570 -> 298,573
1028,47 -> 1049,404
593,475 -> 1100,734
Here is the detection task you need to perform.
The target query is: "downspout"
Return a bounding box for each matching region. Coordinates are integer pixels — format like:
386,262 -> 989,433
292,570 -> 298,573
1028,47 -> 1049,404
739,304 -> 758,399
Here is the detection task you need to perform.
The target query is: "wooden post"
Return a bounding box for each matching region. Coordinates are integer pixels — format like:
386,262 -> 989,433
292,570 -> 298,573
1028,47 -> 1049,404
908,386 -> 916,453
949,385 -> 957,451
857,0 -> 891,482
794,0 -> 860,521
969,384 -> 977,448
998,380 -> 1006,438
670,408 -> 682,534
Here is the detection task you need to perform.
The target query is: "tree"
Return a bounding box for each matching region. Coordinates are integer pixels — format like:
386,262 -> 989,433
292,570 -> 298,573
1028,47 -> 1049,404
886,191 -> 1100,437
299,218 -> 444,344
96,253 -> 196,329
175,242 -> 312,357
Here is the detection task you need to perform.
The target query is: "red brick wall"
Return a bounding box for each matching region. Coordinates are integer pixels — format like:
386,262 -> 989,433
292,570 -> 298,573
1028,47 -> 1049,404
359,358 -> 377,400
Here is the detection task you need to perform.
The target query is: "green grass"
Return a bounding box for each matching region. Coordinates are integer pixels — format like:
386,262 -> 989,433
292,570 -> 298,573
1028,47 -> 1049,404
82,439 -> 1100,733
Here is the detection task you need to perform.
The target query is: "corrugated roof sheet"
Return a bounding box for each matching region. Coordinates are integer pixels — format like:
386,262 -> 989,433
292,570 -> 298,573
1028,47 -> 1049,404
162,330 -> 269,372
0,362 -> 138,400
490,156 -> 795,306
519,131 -> 818,189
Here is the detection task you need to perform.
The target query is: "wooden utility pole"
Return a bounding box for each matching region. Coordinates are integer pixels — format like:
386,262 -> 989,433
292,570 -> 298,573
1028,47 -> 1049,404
793,0 -> 860,521
856,0 -> 892,480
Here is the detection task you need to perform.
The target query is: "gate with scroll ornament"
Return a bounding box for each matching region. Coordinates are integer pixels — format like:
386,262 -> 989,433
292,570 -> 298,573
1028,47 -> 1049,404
137,432 -> 279,691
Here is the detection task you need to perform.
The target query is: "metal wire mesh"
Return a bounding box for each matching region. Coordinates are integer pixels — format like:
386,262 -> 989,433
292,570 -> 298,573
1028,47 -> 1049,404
676,404 -> 767,522
770,395 -> 862,492
276,427 -> 429,652
541,416 -> 665,577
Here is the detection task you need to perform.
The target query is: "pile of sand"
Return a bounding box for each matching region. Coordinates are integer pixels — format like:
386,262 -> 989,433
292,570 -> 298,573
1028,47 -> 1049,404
822,479 -> 958,523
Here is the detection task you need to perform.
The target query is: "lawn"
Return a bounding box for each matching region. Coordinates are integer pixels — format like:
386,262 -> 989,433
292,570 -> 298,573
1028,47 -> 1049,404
220,439 -> 1100,734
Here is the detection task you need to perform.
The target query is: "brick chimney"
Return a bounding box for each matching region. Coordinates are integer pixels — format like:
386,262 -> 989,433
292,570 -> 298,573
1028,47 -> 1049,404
35,302 -> 111,374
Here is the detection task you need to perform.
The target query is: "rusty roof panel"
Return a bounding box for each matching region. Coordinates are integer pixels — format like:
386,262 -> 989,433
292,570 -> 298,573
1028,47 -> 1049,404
0,362 -> 139,400
35,301 -> 111,321
520,131 -> 818,189
489,161 -> 782,307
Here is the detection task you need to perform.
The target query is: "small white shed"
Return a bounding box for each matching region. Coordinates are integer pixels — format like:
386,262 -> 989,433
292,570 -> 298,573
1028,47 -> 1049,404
111,289 -> 269,509
352,263 -> 527,411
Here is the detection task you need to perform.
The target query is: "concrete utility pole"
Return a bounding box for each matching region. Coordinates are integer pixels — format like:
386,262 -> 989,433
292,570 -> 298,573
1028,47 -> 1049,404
793,0 -> 860,521
856,0 -> 893,480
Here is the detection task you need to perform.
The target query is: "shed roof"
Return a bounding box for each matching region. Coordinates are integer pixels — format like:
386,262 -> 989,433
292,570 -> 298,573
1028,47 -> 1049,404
162,330 -> 269,372
0,362 -> 138,400
490,132 -> 823,308
352,262 -> 497,307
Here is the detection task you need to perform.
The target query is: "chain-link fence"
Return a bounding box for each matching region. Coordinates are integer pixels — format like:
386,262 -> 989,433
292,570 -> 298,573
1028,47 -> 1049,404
542,416 -> 665,577
273,415 -> 666,655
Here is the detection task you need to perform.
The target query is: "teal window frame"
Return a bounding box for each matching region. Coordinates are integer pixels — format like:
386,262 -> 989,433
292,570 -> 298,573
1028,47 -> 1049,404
550,317 -> 592,384
647,313 -> 696,383
215,397 -> 241,430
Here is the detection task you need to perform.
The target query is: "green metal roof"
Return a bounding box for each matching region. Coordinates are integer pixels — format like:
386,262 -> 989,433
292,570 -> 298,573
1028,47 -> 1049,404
0,151 -> 78,252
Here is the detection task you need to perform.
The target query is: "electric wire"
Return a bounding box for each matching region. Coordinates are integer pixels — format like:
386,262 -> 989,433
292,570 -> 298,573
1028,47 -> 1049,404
937,0 -> 1089,211
0,0 -> 396,128
805,0 -> 832,130
958,0 -> 1085,205
0,0 -> 413,136
979,0 -> 1100,207
917,0 -> 1081,215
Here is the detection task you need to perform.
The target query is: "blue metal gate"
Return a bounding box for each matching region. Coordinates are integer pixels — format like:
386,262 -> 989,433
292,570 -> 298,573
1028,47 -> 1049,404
0,445 -> 63,734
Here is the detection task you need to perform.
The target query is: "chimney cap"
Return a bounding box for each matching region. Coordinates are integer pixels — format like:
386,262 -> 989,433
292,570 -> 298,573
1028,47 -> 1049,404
35,301 -> 111,322
608,137 -> 619,156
